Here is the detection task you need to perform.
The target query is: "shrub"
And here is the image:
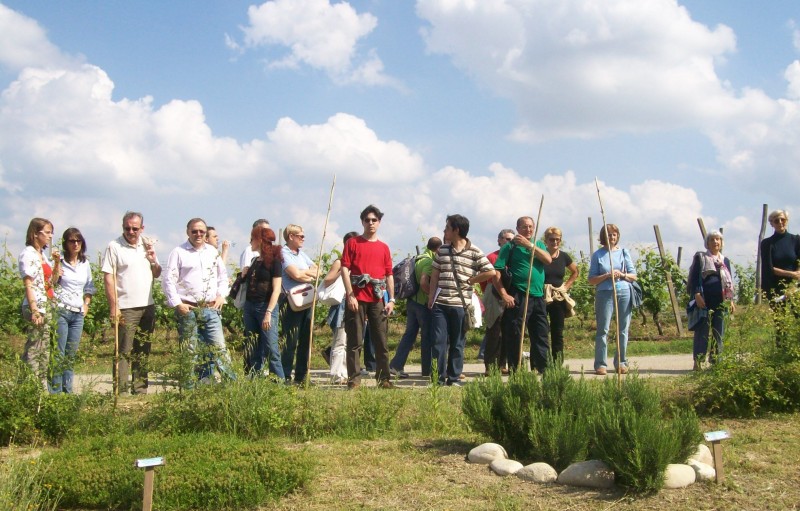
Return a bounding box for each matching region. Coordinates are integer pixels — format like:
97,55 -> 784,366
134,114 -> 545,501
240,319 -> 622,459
0,348 -> 44,446
0,458 -> 61,511
590,377 -> 701,493
40,432 -> 313,510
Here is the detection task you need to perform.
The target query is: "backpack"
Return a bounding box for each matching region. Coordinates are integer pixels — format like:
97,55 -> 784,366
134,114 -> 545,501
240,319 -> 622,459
393,254 -> 422,300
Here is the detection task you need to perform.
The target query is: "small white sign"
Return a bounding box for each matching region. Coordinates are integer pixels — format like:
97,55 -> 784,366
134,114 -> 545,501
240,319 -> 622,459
135,457 -> 165,468
703,430 -> 731,442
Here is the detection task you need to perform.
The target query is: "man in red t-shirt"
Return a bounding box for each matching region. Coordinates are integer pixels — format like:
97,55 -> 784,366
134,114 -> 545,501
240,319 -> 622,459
341,205 -> 395,389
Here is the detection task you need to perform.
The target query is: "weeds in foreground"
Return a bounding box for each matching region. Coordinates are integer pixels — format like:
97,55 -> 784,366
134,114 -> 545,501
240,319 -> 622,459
0,458 -> 61,511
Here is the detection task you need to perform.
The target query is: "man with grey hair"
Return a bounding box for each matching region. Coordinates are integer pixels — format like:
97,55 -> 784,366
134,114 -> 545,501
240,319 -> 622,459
102,211 -> 161,395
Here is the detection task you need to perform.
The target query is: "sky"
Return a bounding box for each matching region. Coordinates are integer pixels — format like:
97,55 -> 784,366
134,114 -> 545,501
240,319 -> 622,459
1,0 -> 798,269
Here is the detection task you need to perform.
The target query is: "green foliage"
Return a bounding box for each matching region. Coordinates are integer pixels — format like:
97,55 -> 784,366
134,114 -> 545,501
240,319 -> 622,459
463,365 -> 701,491
590,377 -> 701,493
569,255 -> 595,324
691,298 -> 800,417
0,242 -> 28,337
634,247 -> 686,335
733,262 -> 756,306
34,394 -> 83,444
0,459 -> 61,511
40,432 -> 313,510
0,346 -> 44,446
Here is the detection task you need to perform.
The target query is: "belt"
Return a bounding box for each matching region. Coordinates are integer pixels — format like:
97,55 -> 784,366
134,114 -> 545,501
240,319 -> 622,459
182,300 -> 199,307
61,304 -> 83,313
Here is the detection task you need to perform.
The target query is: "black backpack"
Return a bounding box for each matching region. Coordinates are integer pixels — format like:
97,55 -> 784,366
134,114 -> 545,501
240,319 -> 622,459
393,254 -> 422,300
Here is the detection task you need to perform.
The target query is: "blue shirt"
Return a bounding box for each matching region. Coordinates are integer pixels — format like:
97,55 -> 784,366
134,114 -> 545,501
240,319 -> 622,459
589,247 -> 636,292
281,245 -> 314,290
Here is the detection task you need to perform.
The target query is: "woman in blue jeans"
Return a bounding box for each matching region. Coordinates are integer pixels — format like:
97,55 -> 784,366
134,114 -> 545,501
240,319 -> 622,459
588,224 -> 637,376
241,226 -> 284,379
53,227 -> 96,393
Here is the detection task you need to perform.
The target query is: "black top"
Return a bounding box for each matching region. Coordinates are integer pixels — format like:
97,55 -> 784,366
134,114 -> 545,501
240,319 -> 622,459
688,252 -> 731,310
544,251 -> 573,287
245,256 -> 283,303
760,232 -> 800,298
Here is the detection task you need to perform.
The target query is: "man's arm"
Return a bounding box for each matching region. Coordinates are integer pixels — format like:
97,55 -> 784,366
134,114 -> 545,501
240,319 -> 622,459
427,268 -> 440,309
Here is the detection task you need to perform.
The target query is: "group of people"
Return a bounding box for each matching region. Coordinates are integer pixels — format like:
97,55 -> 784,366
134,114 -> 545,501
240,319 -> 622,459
17,207 -> 800,392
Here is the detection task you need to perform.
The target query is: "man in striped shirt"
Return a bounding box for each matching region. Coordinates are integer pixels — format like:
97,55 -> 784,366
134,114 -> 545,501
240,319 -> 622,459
428,214 -> 496,386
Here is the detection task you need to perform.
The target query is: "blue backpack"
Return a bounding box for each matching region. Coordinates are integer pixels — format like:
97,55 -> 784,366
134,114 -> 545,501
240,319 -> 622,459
393,254 -> 423,300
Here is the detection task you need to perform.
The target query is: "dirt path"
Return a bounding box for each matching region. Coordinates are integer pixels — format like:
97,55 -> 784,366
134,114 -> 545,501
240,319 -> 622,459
74,353 -> 693,393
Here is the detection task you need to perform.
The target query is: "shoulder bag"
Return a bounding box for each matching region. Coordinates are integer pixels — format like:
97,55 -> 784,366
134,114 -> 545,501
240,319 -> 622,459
449,246 -> 477,331
622,248 -> 643,308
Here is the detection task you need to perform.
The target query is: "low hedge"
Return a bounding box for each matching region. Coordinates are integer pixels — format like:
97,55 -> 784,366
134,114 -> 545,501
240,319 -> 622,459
40,432 -> 314,510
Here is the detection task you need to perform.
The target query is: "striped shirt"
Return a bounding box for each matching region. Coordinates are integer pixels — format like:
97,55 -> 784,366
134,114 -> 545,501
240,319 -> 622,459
432,241 -> 494,307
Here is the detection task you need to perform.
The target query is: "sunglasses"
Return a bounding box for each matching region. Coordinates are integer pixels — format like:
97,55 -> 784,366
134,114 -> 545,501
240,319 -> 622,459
124,227 -> 141,232
191,229 -> 207,235
547,238 -> 562,242
292,233 -> 305,239
363,218 -> 380,224
67,239 -> 83,244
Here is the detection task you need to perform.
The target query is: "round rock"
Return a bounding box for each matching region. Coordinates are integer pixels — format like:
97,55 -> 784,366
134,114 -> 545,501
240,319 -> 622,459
516,462 -> 558,483
687,459 -> 716,482
467,443 -> 508,464
556,460 -> 615,489
490,458 -> 524,476
688,444 -> 713,466
664,463 -> 696,489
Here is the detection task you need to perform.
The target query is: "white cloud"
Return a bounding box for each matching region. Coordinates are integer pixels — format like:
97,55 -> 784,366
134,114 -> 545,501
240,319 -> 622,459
0,4 -> 74,71
231,0 -> 400,87
790,19 -> 800,53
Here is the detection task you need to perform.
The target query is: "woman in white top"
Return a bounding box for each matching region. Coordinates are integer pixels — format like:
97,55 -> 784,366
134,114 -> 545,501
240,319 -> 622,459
18,217 -> 60,385
52,227 -> 96,393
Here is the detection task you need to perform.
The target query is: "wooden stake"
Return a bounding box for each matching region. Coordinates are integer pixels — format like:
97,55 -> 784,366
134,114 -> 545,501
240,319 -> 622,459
113,268 -> 120,408
588,217 -> 594,255
654,225 -> 683,336
306,174 -> 336,385
756,204 -> 768,304
594,178 -> 622,387
697,218 -> 707,242
518,195 -> 545,369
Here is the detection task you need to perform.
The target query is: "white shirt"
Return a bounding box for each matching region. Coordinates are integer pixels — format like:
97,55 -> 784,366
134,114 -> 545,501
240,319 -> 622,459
55,258 -> 96,309
101,236 -> 157,309
239,245 -> 259,269
18,245 -> 52,312
163,241 -> 229,307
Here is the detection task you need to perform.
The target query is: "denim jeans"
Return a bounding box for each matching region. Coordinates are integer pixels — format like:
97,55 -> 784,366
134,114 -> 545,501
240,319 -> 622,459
243,300 -> 284,379
51,308 -> 85,394
594,286 -> 632,370
430,303 -> 466,385
390,299 -> 432,375
281,301 -> 312,383
693,305 -> 726,364
175,307 -> 236,384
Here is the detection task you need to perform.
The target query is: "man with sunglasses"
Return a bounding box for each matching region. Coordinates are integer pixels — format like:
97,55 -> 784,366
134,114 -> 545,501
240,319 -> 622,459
341,205 -> 395,389
101,211 -> 161,395
163,218 -> 235,386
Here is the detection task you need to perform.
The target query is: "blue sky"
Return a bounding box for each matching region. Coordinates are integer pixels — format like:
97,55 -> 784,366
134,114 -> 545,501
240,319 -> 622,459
1,0 -> 798,267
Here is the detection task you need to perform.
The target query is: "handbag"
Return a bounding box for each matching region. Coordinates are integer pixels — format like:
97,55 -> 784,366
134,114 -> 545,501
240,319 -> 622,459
449,246 -> 477,331
686,300 -> 707,331
317,276 -> 345,306
285,283 -> 315,311
623,249 -> 643,308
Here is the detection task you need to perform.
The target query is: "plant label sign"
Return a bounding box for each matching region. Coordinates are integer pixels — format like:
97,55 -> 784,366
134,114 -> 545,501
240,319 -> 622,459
135,456 -> 165,468
703,430 -> 730,442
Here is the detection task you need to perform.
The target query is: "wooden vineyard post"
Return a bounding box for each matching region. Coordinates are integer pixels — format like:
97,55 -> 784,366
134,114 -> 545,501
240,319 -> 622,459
654,225 -> 683,336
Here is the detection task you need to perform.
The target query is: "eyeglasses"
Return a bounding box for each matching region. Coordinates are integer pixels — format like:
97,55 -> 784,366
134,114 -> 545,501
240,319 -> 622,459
503,237 -> 514,242
773,218 -> 787,224
123,227 -> 140,232
67,239 -> 82,244
191,229 -> 207,235
293,234 -> 305,239
363,218 -> 380,224
547,238 -> 562,242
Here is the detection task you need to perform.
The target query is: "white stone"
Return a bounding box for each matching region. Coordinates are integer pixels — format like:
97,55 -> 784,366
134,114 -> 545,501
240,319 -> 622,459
490,458 -> 524,476
516,462 -> 558,483
687,459 -> 716,482
556,460 -> 615,489
663,463 -> 696,489
467,443 -> 508,464
688,444 -> 713,466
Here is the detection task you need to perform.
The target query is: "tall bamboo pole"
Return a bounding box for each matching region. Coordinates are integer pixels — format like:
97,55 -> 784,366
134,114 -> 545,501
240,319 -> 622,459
306,174 -> 336,385
112,268 -> 120,408
594,178 -> 622,386
517,196 -> 545,369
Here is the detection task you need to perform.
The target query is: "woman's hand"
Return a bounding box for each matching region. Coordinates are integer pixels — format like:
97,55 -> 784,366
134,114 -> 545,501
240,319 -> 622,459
695,294 -> 706,309
262,312 -> 272,330
30,310 -> 44,326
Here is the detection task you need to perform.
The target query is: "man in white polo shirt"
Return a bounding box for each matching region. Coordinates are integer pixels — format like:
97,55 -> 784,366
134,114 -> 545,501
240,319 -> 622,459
102,211 -> 161,395
163,217 -> 235,386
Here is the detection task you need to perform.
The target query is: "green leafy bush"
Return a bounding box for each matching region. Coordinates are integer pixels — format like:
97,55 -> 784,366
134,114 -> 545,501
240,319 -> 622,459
40,432 -> 313,510
0,347 -> 44,446
590,377 -> 701,493
462,365 -> 701,491
0,459 -> 61,511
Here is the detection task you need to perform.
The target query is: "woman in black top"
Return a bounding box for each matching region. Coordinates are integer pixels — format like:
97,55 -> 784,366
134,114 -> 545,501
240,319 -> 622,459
760,209 -> 800,300
688,231 -> 735,368
241,226 -> 283,378
543,227 -> 579,363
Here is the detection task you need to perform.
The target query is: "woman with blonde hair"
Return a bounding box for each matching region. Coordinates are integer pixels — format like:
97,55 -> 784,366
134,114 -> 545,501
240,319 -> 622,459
543,226 -> 579,363
587,224 -> 637,376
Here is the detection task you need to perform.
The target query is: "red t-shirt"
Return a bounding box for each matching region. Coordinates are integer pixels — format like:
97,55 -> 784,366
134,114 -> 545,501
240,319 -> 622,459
479,250 -> 500,293
341,236 -> 392,302
42,261 -> 54,299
